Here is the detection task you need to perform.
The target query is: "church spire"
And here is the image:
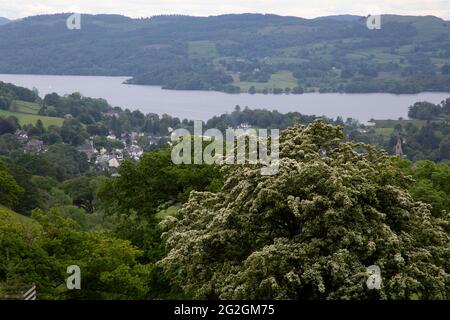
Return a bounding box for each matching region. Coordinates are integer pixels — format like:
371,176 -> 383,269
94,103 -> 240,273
395,130 -> 403,158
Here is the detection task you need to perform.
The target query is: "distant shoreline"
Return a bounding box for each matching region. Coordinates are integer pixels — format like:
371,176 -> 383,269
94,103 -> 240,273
1,73 -> 450,96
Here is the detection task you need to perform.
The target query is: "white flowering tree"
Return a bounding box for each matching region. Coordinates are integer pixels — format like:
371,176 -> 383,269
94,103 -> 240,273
159,121 -> 450,300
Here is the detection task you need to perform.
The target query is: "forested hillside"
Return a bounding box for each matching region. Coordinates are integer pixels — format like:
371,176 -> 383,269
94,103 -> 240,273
0,13 -> 450,93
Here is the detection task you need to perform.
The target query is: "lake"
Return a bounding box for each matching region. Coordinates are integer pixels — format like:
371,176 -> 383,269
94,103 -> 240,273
1,74 -> 449,123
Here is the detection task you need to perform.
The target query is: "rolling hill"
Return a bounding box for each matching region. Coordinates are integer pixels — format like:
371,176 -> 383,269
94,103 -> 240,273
0,108 -> 64,128
0,13 -> 449,93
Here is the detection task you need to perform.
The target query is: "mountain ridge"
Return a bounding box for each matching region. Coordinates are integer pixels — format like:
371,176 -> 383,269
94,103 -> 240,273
0,13 -> 449,93
0,17 -> 10,25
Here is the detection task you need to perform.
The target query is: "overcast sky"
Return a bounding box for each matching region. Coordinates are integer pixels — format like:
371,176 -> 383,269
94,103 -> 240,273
1,0 -> 449,20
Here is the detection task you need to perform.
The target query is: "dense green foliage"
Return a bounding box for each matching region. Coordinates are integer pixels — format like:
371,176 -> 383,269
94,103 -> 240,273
350,119 -> 450,162
408,99 -> 450,120
205,106 -> 318,130
97,149 -> 222,262
396,160 -> 450,217
0,207 -> 151,299
0,14 -> 449,93
0,162 -> 23,208
0,81 -> 39,105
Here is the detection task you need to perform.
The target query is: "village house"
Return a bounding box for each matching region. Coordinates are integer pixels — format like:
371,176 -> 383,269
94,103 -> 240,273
95,153 -> 110,171
124,144 -> 144,161
121,132 -> 132,145
108,157 -> 120,169
131,131 -> 144,143
14,129 -> 29,144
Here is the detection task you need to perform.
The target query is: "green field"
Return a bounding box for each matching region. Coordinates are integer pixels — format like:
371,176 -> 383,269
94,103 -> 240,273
371,119 -> 429,128
374,127 -> 395,138
0,101 -> 64,128
233,71 -> 298,92
370,118 -> 447,138
9,100 -> 41,114
188,40 -> 218,59
346,49 -> 404,65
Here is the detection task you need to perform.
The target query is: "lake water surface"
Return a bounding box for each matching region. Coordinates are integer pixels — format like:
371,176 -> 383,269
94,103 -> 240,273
1,74 -> 449,123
